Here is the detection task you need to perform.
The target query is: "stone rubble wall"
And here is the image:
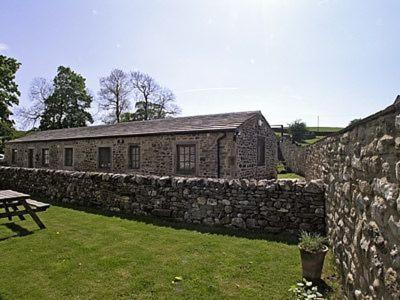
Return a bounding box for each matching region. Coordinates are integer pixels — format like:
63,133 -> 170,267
0,166 -> 325,234
4,114 -> 278,181
279,137 -> 308,176
281,98 -> 400,299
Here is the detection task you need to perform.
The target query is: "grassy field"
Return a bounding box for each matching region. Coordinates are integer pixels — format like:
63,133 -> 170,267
0,204 -> 342,299
306,127 -> 343,133
299,135 -> 325,146
277,173 -> 305,180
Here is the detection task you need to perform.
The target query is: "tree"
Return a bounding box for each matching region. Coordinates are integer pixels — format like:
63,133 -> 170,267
40,66 -> 93,130
288,119 -> 308,142
349,118 -> 362,126
17,77 -> 53,129
128,71 -> 179,121
98,69 -> 131,124
0,55 -> 21,152
154,87 -> 181,118
120,112 -> 136,122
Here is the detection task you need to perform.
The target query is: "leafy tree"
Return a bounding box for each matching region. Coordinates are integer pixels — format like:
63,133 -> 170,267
40,66 -> 93,130
288,119 -> 308,142
349,118 -> 362,126
98,69 -> 131,124
120,112 -> 136,122
0,55 -> 21,152
128,71 -> 179,121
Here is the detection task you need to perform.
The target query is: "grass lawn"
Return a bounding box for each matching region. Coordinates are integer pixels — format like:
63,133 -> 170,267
299,135 -> 325,146
277,173 -> 305,180
306,127 -> 343,133
0,205 -> 342,299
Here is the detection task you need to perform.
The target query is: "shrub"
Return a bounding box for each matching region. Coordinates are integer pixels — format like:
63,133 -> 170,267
288,120 -> 308,142
299,231 -> 328,253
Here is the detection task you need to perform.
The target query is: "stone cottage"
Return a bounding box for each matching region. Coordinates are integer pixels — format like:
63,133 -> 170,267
5,111 -> 278,179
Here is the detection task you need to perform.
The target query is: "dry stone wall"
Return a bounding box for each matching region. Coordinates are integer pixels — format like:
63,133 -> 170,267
279,137 -> 307,176
0,166 -> 325,234
280,98 -> 400,299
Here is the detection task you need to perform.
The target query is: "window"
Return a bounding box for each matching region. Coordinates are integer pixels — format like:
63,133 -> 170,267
257,136 -> 265,166
42,148 -> 50,166
129,145 -> 140,169
11,149 -> 17,164
98,147 -> 111,169
28,149 -> 34,168
176,144 -> 196,174
64,148 -> 73,167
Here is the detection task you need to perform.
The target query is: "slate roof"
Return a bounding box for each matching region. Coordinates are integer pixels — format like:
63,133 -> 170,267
9,111 -> 261,143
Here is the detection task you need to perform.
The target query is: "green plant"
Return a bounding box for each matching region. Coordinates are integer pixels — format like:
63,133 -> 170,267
288,119 -> 308,142
289,278 -> 325,299
299,231 -> 328,253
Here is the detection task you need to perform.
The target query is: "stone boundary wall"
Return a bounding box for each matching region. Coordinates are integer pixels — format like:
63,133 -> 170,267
281,97 -> 400,299
279,137 -> 308,176
0,166 -> 325,234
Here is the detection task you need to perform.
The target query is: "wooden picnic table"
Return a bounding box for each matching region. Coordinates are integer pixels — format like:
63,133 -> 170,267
0,190 -> 50,229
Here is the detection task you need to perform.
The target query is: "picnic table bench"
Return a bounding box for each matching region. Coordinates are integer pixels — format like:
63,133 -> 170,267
0,190 -> 50,229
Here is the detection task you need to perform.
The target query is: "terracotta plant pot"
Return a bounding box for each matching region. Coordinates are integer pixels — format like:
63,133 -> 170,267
299,245 -> 329,280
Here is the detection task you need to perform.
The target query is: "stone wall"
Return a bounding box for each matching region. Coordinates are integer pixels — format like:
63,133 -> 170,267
236,115 -> 278,179
5,115 -> 278,180
280,98 -> 400,299
0,166 -> 325,234
279,137 -> 307,176
5,132 -> 237,178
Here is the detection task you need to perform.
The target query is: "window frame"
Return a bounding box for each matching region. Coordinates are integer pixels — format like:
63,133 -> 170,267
128,145 -> 140,169
64,147 -> 74,167
98,147 -> 112,170
176,143 -> 197,175
42,148 -> 50,166
256,136 -> 265,166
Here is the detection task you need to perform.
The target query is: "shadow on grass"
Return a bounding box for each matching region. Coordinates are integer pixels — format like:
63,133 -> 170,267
0,222 -> 34,241
47,200 -> 299,245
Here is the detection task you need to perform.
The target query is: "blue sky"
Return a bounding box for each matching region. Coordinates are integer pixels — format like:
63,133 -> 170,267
1,0 -> 399,128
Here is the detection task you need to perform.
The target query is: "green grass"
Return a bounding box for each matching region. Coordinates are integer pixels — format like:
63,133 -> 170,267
277,173 -> 305,180
306,127 -> 343,133
299,135 -> 325,146
0,205 -> 341,299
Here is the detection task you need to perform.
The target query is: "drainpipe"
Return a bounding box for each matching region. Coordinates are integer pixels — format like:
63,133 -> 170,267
216,133 -> 227,178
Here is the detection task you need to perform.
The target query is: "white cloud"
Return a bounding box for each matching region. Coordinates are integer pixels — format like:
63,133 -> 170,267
92,9 -> 98,15
0,43 -> 9,51
116,43 -> 121,48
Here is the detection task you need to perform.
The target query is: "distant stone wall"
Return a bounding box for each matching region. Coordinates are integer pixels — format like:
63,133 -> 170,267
281,98 -> 400,299
0,167 -> 325,234
279,137 -> 307,175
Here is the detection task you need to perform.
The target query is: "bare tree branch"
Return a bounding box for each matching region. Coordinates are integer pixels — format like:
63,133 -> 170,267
98,69 -> 131,124
16,77 -> 52,129
129,71 -> 180,121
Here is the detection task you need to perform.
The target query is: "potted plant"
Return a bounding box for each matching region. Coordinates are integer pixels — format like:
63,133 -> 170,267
298,231 -> 329,281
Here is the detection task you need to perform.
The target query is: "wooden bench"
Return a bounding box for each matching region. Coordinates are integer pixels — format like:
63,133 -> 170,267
26,199 -> 50,212
0,190 -> 50,229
